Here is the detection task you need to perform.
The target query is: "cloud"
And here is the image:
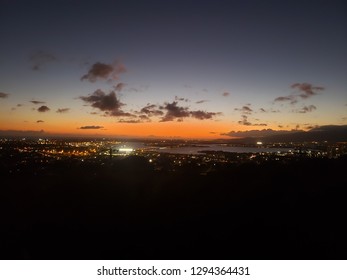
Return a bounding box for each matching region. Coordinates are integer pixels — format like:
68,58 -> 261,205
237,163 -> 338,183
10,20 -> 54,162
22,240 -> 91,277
274,95 -> 297,104
237,114 -> 267,127
222,92 -> 230,97
81,61 -> 126,82
296,105 -> 317,113
30,50 -> 57,70
56,108 -> 70,113
159,101 -> 221,122
190,110 -> 221,120
238,115 -> 252,126
79,125 -> 104,129
291,83 -> 324,98
175,96 -> 189,102
30,100 -> 45,104
79,89 -> 132,117
196,100 -> 208,104
118,119 -> 141,123
160,101 -> 190,122
0,92 -> 9,98
114,82 -> 126,92
36,120 -> 44,123
235,105 -> 253,115
17,104 -> 23,107
138,114 -> 152,122
139,104 -> 164,116
274,83 -> 324,104
37,105 -> 50,112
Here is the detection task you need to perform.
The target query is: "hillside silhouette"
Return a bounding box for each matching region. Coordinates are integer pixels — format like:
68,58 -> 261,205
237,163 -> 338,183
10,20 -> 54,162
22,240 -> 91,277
1,155 -> 347,259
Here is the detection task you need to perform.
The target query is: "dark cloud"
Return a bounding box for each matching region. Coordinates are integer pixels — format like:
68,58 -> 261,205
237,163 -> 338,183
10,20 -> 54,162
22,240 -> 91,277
140,104 -> 164,116
259,108 -> 267,113
274,83 -> 324,104
80,89 -> 134,117
79,125 -> 104,129
0,92 -> 9,98
297,105 -> 317,113
291,83 -> 324,98
36,120 -> 44,123
196,100 -> 208,104
190,110 -> 221,120
81,61 -> 126,82
118,119 -> 141,123
17,104 -> 23,107
175,96 -> 190,102
80,89 -> 121,113
274,95 -> 297,104
30,50 -> 57,71
37,105 -> 50,112
114,82 -> 126,92
235,105 -> 253,115
160,101 -> 190,122
30,100 -> 45,104
237,114 -> 267,126
138,114 -> 152,122
222,92 -> 230,97
238,115 -> 252,126
159,101 -> 220,122
56,108 -> 70,113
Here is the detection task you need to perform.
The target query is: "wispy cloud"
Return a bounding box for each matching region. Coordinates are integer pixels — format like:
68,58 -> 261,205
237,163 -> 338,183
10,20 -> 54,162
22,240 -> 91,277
56,108 -> 70,113
30,50 -> 57,71
235,105 -> 253,115
291,83 -> 324,99
296,105 -> 317,113
0,92 -> 9,98
274,82 -> 324,104
175,96 -> 190,102
79,125 -> 104,129
196,100 -> 208,104
36,120 -> 44,123
113,82 -> 127,92
222,92 -> 230,97
30,100 -> 45,104
139,104 -> 164,116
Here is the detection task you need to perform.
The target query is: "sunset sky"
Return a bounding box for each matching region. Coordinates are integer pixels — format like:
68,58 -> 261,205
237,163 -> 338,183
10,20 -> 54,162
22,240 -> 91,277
1,0 -> 346,139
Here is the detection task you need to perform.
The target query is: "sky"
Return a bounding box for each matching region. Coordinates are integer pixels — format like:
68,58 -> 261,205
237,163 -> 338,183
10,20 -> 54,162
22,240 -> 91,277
0,0 -> 346,139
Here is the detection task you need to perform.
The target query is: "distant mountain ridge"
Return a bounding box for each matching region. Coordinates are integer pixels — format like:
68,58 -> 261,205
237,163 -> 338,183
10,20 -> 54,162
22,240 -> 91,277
228,125 -> 347,143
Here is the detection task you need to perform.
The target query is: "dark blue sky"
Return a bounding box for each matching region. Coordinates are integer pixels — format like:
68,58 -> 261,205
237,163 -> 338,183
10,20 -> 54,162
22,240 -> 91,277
1,0 -> 346,138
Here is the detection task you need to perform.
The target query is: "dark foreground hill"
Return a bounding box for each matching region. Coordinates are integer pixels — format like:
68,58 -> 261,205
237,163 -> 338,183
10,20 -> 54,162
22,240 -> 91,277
1,156 -> 347,259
